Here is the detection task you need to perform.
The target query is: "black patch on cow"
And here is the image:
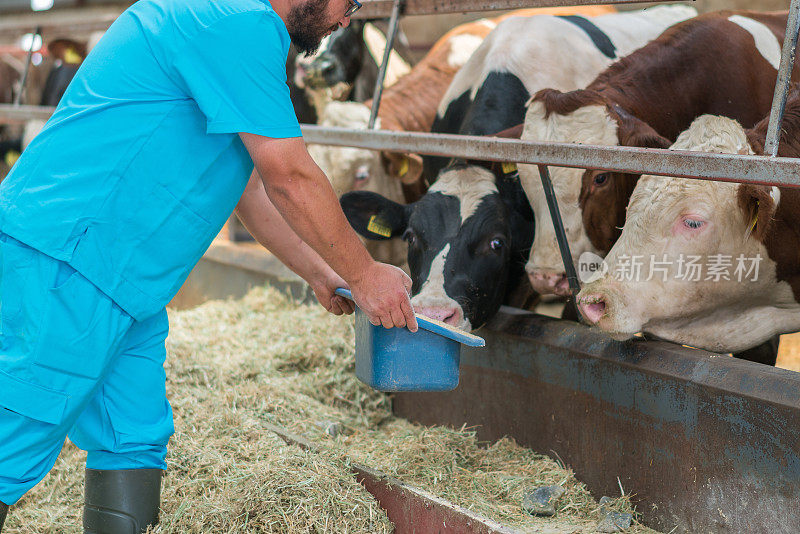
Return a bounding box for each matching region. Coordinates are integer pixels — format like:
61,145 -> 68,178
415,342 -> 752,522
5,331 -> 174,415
287,46 -> 318,123
460,71 -> 529,137
340,191 -> 410,240
426,89 -> 472,183
557,15 -> 617,59
406,192 -> 463,295
40,63 -> 80,107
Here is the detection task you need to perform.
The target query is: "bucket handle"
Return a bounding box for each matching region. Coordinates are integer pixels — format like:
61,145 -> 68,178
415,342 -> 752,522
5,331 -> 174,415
335,288 -> 485,347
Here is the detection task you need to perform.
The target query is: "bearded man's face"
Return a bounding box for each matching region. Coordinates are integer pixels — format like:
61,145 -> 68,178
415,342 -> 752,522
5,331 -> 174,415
287,0 -> 341,55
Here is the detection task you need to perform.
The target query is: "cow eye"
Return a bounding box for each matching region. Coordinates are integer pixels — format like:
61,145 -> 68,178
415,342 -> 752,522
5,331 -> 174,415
489,237 -> 505,251
355,166 -> 370,184
684,218 -> 705,230
402,229 -> 416,245
593,173 -> 608,186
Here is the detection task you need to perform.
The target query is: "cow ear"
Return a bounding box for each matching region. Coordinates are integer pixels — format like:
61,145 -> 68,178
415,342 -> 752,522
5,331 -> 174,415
340,191 -> 410,241
384,152 -> 423,185
737,184 -> 778,242
491,123 -> 524,139
616,113 -> 671,149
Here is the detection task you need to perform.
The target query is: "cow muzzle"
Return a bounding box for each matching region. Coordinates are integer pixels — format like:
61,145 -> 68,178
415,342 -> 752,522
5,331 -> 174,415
305,58 -> 340,88
414,305 -> 469,330
576,283 -> 640,341
528,269 -> 571,297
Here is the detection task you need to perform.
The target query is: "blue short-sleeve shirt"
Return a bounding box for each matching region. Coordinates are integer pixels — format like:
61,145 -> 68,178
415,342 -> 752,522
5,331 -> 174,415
0,0 -> 301,320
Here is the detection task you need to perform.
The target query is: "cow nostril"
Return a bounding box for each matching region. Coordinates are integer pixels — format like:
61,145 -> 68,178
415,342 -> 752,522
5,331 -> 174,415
417,306 -> 460,326
578,297 -> 606,325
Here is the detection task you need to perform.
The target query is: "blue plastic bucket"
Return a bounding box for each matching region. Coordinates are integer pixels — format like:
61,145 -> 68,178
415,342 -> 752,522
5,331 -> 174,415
335,288 -> 485,392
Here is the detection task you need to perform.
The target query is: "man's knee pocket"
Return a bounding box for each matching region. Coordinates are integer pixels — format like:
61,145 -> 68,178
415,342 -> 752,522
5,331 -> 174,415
0,369 -> 69,426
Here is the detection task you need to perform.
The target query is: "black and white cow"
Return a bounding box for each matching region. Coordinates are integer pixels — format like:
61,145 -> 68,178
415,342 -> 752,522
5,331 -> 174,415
293,21 -> 411,120
341,6 -> 696,330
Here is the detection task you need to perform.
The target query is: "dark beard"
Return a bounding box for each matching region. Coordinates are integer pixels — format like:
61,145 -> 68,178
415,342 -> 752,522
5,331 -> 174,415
286,0 -> 338,56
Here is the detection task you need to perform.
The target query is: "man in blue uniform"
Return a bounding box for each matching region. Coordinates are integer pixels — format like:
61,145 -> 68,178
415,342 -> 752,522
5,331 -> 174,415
0,0 -> 417,531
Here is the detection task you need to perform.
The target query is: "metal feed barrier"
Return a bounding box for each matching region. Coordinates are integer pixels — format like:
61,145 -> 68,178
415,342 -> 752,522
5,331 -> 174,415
3,0 -> 800,532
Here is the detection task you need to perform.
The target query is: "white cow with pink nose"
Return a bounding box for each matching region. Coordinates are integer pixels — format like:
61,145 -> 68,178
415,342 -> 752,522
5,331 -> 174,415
577,115 -> 800,353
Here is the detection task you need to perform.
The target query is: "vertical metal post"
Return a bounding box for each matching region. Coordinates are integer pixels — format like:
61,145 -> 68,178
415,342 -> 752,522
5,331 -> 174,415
764,0 -> 800,157
13,26 -> 41,107
537,165 -> 581,311
367,0 -> 403,129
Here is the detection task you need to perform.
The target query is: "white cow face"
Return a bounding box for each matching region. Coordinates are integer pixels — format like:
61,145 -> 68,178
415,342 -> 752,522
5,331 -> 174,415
577,115 -> 793,353
308,101 -> 423,199
308,102 -> 389,197
519,100 -> 616,295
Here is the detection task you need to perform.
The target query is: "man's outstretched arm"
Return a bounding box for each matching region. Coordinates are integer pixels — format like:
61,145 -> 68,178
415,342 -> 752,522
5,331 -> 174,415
235,168 -> 354,316
239,133 -> 417,331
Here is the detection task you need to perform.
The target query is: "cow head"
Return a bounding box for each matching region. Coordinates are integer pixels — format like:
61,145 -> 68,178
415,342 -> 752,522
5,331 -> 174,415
308,101 -> 423,198
577,115 -> 793,353
47,38 -> 87,65
520,89 -> 671,295
295,22 -> 365,92
519,89 -> 615,296
578,109 -> 672,254
342,163 -> 533,330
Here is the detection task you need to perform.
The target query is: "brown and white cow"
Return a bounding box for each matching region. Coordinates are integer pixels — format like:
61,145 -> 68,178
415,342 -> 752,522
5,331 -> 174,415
341,5 -> 697,329
520,10 -> 796,296
576,97 -> 800,353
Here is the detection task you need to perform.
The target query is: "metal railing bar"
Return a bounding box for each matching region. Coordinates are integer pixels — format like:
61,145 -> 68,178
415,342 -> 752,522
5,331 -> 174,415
12,26 -> 39,107
0,0 -> 674,40
299,125 -> 800,187
537,165 -> 582,315
764,0 -> 800,157
0,104 -> 54,122
4,108 -> 800,188
368,0 -> 404,129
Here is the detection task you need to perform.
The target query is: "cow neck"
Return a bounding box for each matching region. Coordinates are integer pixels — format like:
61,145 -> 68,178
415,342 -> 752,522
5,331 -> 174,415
746,87 -> 800,158
588,11 -> 792,140
367,55 -> 461,134
744,89 -> 800,302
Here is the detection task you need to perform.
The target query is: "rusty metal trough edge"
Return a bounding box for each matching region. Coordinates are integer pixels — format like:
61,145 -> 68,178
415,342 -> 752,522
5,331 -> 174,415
263,422 -> 521,534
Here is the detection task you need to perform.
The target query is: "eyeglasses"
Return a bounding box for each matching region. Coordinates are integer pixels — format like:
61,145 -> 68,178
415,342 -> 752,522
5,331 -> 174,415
344,0 -> 361,18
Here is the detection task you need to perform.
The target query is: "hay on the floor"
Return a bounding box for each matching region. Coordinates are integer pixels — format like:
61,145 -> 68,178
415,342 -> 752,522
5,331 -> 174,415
7,286 -> 658,533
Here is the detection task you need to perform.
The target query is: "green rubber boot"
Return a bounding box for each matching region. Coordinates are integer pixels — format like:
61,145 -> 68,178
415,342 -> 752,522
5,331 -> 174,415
83,468 -> 162,534
0,502 -> 8,532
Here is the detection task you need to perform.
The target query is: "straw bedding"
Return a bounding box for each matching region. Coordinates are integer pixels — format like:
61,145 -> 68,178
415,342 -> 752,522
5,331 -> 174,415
6,286 -> 659,533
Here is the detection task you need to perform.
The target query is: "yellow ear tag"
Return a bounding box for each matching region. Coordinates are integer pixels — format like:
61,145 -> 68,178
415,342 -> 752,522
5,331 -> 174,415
398,157 -> 409,177
63,47 -> 83,64
501,162 -> 518,175
4,150 -> 20,168
748,200 -> 759,235
367,215 -> 392,238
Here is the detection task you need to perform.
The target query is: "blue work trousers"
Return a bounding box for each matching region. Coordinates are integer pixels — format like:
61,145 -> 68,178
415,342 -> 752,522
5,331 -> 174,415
0,234 -> 173,505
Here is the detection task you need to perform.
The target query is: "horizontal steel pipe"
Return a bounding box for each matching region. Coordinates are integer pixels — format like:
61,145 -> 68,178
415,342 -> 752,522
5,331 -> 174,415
5,107 -> 800,188
0,0 -> 664,38
0,104 -> 54,123
355,0 -> 658,18
302,125 -> 800,187
0,6 -> 124,41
